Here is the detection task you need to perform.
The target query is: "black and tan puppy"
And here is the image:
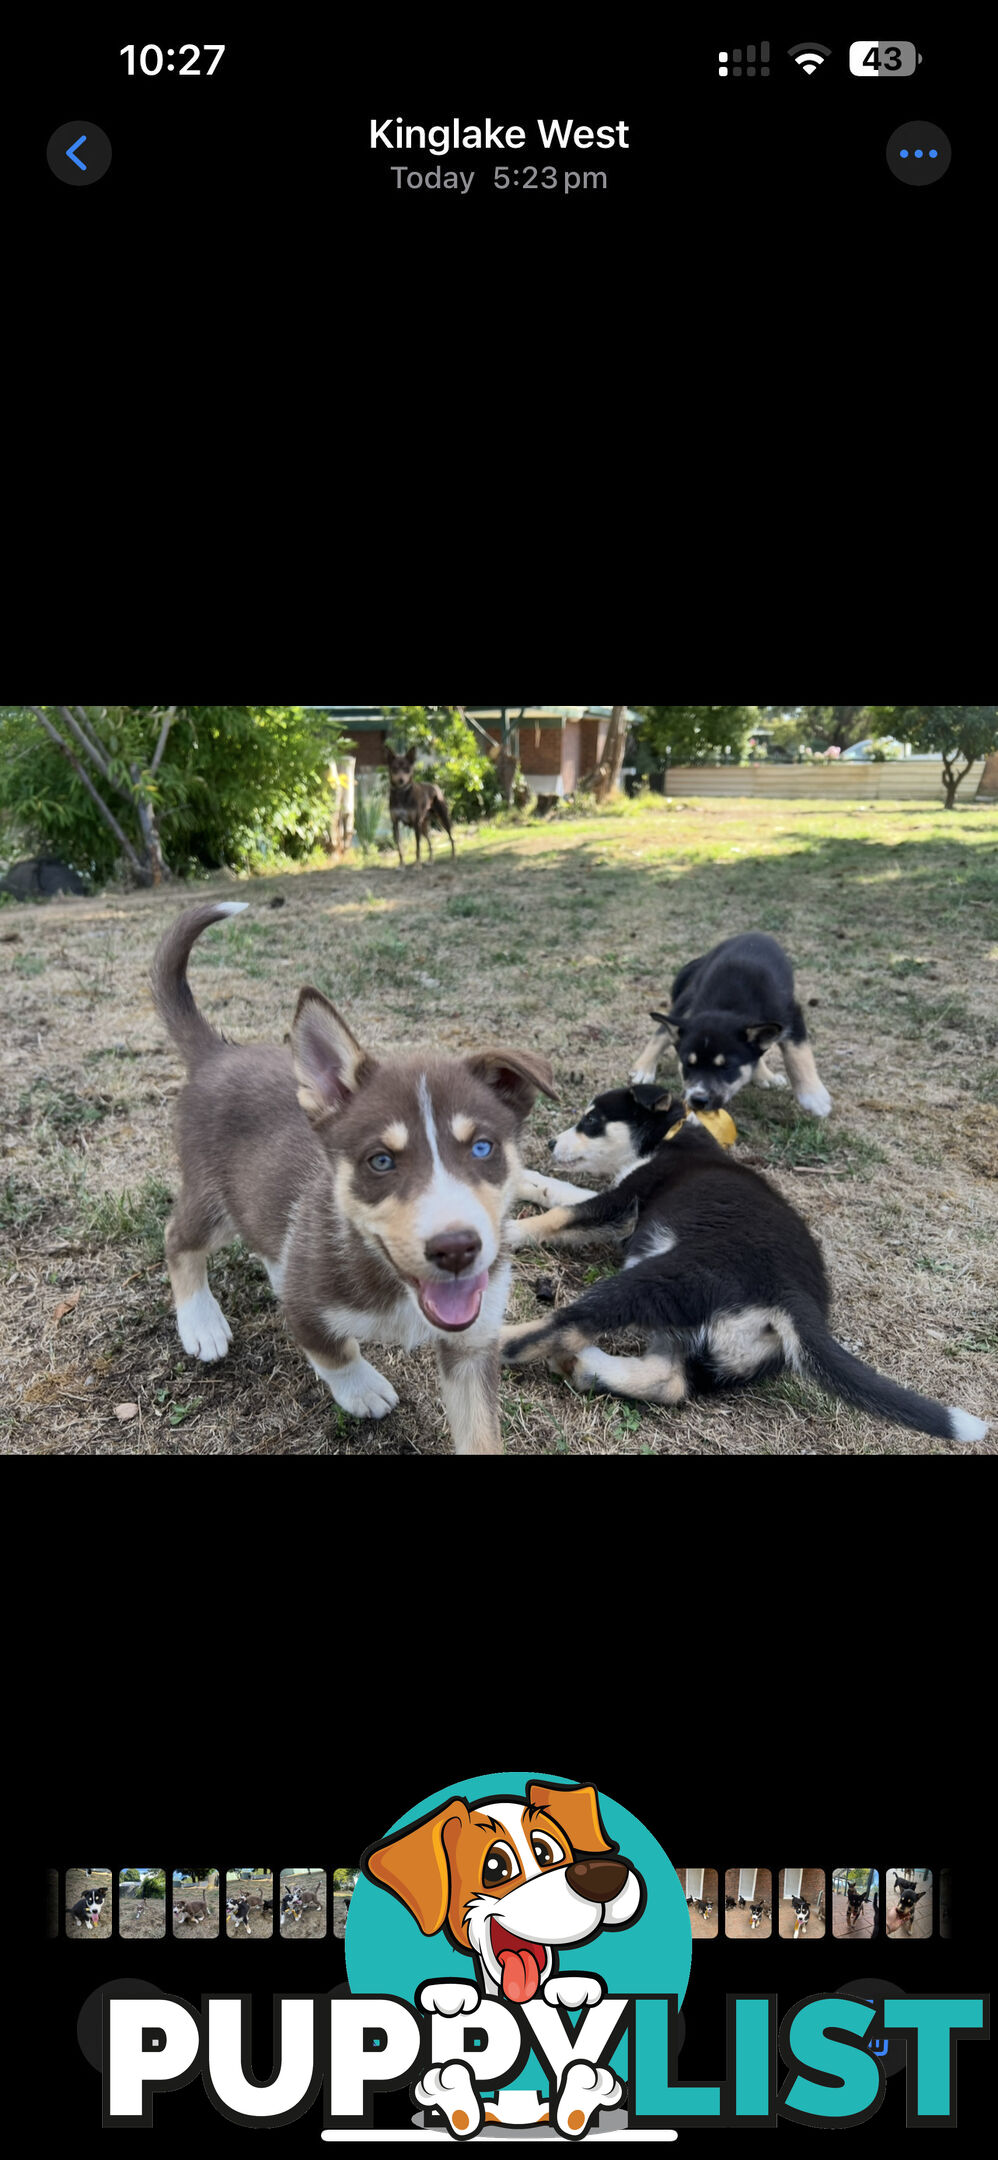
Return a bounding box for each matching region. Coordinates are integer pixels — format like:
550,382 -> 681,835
386,748 -> 456,865
502,1084 -> 988,1445
631,932 -> 831,1117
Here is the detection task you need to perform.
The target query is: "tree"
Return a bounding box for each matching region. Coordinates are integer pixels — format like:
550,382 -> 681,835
636,706 -> 756,765
593,707 -> 628,802
869,705 -> 998,807
24,705 -> 176,883
383,707 -> 502,820
0,706 -> 350,880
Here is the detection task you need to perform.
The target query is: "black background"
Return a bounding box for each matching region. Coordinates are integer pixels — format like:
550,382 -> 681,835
8,11 -> 987,632
12,18 -> 983,343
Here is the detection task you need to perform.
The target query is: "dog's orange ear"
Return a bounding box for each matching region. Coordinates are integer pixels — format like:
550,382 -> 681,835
527,1782 -> 617,1856
362,1800 -> 471,1935
290,988 -> 377,1117
465,1045 -> 557,1118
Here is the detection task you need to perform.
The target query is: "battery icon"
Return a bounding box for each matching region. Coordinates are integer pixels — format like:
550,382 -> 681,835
849,41 -> 922,77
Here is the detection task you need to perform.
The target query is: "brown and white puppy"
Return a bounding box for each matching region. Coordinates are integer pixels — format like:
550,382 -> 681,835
386,748 -> 456,866
150,904 -> 555,1455
173,1895 -> 210,1925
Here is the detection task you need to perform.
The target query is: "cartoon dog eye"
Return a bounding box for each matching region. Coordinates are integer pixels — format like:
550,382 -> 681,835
531,1833 -> 566,1867
483,1841 -> 520,1886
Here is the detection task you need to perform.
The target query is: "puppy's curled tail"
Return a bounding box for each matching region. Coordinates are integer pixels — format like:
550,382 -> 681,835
150,902 -> 248,1070
797,1313 -> 988,1446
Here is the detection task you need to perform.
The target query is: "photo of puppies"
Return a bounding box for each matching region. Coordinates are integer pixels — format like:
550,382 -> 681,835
65,1867 -> 111,1940
886,1866 -> 932,1938
118,1869 -> 166,1939
778,1867 -> 826,1939
679,1865 -> 718,1938
723,1866 -> 772,1938
279,1869 -> 327,1938
832,1867 -> 880,1939
225,1869 -> 273,1938
171,1869 -> 220,1939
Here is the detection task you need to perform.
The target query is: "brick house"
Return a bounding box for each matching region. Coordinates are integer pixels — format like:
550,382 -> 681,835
311,706 -> 642,796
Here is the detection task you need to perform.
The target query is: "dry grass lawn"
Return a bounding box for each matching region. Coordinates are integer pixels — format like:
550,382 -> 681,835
2,796 -> 996,1454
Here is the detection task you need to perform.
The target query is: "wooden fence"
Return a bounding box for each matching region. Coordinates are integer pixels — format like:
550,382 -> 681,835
665,761 -> 988,801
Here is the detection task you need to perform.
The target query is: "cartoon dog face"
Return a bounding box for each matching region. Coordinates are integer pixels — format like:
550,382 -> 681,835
362,1780 -> 644,2004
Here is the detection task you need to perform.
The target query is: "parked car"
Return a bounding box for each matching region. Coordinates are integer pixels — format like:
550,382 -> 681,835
840,737 -> 905,760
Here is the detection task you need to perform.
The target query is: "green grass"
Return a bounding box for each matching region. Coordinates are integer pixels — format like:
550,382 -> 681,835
76,1177 -> 174,1248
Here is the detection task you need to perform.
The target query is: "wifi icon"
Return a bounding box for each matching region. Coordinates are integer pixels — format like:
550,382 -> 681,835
788,43 -> 831,74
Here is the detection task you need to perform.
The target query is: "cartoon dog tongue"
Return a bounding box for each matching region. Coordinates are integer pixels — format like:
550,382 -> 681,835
491,1920 -> 545,2002
498,1946 -> 543,2001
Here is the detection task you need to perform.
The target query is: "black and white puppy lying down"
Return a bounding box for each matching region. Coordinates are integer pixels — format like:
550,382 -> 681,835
502,1086 -> 988,1445
631,931 -> 832,1117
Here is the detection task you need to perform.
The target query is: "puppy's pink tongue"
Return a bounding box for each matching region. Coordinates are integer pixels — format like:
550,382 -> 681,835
418,1269 -> 488,1330
498,1947 -> 542,2003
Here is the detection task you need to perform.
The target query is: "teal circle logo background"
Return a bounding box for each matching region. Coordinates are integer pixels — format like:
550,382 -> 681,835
347,1772 -> 691,2092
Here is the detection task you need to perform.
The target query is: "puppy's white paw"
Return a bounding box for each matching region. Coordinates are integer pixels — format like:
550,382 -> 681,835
176,1288 -> 232,1361
756,1066 -> 788,1089
629,1065 -> 656,1086
322,1357 -> 399,1418
543,1973 -> 604,2009
505,1216 -> 537,1248
414,2061 -> 482,2139
516,1168 -> 554,1201
795,1085 -> 832,1117
418,1982 -> 480,2017
534,1173 -> 594,1205
556,2061 -> 621,2136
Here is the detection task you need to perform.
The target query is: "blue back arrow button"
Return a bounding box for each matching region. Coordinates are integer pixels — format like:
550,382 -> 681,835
66,134 -> 88,170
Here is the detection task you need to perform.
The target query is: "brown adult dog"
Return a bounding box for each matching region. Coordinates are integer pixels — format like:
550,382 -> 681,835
386,748 -> 456,865
150,903 -> 555,1454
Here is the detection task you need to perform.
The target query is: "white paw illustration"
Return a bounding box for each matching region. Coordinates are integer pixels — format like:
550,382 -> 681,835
176,1288 -> 232,1361
418,1982 -> 480,2017
543,1974 -> 604,2009
414,2061 -> 482,2139
556,2060 -> 622,2136
326,1357 -> 399,1418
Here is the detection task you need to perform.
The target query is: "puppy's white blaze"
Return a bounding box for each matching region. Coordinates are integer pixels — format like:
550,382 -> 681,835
948,1407 -> 989,1443
415,1074 -> 497,1262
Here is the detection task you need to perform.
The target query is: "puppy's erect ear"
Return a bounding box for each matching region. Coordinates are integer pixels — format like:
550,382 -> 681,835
743,1022 -> 783,1048
465,1044 -> 557,1120
653,1093 -> 685,1117
291,988 -> 376,1117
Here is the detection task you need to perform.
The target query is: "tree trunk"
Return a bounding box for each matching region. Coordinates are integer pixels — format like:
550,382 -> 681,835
594,706 -> 628,803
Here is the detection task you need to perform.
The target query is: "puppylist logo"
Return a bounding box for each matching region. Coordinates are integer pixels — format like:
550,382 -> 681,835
94,1782 -> 988,2136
